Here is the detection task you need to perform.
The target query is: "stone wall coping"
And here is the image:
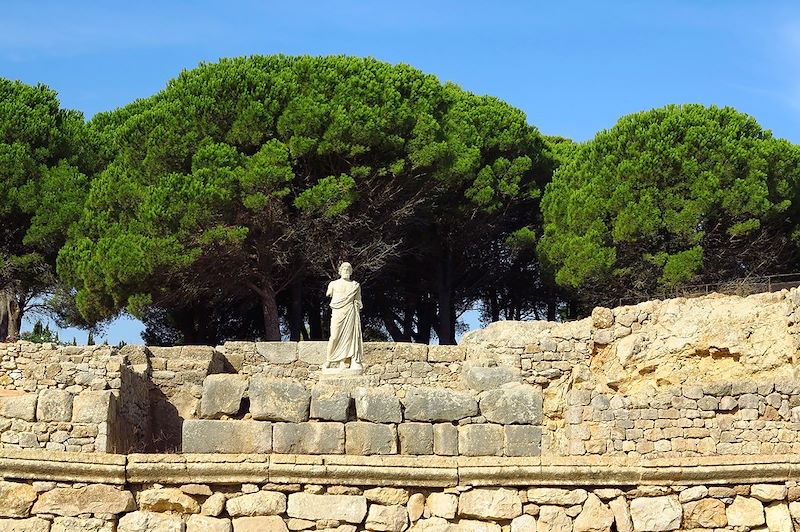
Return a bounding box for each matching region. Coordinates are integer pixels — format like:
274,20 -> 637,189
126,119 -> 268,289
2,450 -> 799,487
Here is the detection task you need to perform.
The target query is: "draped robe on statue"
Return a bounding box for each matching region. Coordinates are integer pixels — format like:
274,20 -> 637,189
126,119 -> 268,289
326,279 -> 363,364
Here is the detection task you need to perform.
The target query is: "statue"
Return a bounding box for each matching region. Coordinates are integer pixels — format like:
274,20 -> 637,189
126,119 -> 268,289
323,262 -> 364,373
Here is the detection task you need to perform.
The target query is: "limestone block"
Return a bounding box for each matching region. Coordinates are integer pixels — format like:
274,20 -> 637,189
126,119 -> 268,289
187,515 -> 232,532
232,516 -> 288,532
364,488 -> 409,506
345,422 -> 397,455
398,423 -> 433,455
427,493 -> 458,519
751,483 -> 788,502
537,506 -> 572,532
354,388 -> 402,423
36,389 -> 72,421
200,375 -> 248,418
250,377 -> 310,422
458,488 -> 522,520
403,388 -> 478,422
678,485 -> 707,503
629,496 -> 682,531
72,390 -> 115,423
182,420 -> 272,453
118,511 -> 183,532
504,425 -> 541,456
461,366 -> 521,391
256,342 -> 298,364
726,496 -> 765,527
272,422 -> 345,454
226,491 -> 287,517
202,493 -> 227,516
765,502 -> 793,532
31,484 -> 135,517
573,494 -> 613,532
0,517 -> 50,532
0,393 -> 37,421
608,497 -> 633,532
433,423 -> 458,456
287,493 -> 368,523
310,387 -> 351,422
365,504 -> 409,531
0,481 -> 36,517
511,514 -> 536,532
592,307 -> 614,328
428,345 -> 465,363
298,342 -> 327,365
458,424 -> 504,456
407,493 -> 425,522
52,517 -> 114,532
139,488 -> 200,513
479,383 -> 542,424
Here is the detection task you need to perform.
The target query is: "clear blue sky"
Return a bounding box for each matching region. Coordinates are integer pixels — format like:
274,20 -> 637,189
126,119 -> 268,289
5,0 -> 800,343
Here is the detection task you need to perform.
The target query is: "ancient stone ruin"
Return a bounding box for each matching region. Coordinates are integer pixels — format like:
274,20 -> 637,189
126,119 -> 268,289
2,289 -> 800,530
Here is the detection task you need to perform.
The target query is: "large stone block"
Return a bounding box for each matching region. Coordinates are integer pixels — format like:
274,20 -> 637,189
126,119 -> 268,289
354,388 -> 402,423
287,493 -> 367,523
478,383 -> 542,424
200,374 -> 248,418
297,342 -> 327,365
256,342 -> 298,364
683,498 -> 726,528
726,496 -> 765,528
573,494 -> 614,532
118,511 -> 183,532
458,488 -> 522,520
365,504 -> 409,531
139,488 -> 200,513
182,420 -> 272,453
310,386 -> 351,422
427,493 -> 458,519
0,481 -> 36,517
364,343 -> 428,363
187,515 -> 232,532
629,496 -> 682,531
52,517 -> 114,532
398,422 -> 433,455
36,389 -> 73,421
428,345 -> 465,363
32,484 -> 135,517
461,366 -> 520,391
403,388 -> 478,422
504,425 -> 541,456
72,390 -> 116,423
0,393 -> 37,421
458,424 -> 504,456
250,377 -> 310,422
345,422 -> 397,455
226,491 -> 286,517
433,423 -> 458,456
0,517 -> 50,532
364,488 -> 409,506
232,516 -> 288,532
273,422 -> 345,454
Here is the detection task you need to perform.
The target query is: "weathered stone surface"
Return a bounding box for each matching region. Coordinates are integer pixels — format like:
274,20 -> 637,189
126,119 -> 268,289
273,422 -> 345,454
202,493 -> 227,516
629,496 -> 681,531
310,387 -> 351,422
479,383 -> 542,424
0,481 -> 36,517
364,488 -> 409,506
52,516 -> 114,532
187,514 -> 232,532
287,493 -> 367,524
458,424 -> 504,456
139,488 -> 200,513
72,390 -> 115,423
200,374 -> 248,418
751,483 -> 787,502
36,389 -> 72,421
682,498 -> 726,528
458,488 -> 522,520
32,484 -> 135,517
511,514 -> 537,532
297,341 -> 326,365
0,393 -> 37,421
452,520 -> 501,531
608,496 -> 633,532
726,496 -> 765,527
408,493 -> 425,522
226,491 -> 287,517
0,517 -> 50,532
428,345 -> 465,363
403,388 -> 478,422
345,422 -> 397,455
573,494 -> 613,532
527,488 -> 588,506
250,377 -> 310,422
765,502 -> 792,532
232,516 -> 288,532
504,425 -> 541,456
118,511 -> 183,532
678,485 -> 707,503
461,366 -> 520,391
365,504 -> 409,531
182,419 -> 272,453
433,423 -> 458,456
354,388 -> 402,423
427,493 -> 458,519
256,342 -> 298,364
398,422 -> 433,455
537,506 -> 572,532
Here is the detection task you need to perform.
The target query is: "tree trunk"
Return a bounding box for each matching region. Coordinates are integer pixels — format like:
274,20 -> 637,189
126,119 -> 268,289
288,280 -> 303,341
0,288 -> 23,340
436,248 -> 456,345
308,297 -> 323,340
547,294 -> 557,322
260,282 -> 281,341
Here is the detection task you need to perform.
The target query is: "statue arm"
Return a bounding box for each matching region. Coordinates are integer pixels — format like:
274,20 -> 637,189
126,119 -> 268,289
326,281 -> 334,298
356,283 -> 363,311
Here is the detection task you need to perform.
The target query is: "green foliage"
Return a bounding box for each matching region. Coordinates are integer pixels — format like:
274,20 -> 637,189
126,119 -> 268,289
538,104 -> 800,307
20,319 -> 60,343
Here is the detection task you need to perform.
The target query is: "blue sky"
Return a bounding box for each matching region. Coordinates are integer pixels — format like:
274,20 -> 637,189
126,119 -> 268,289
5,0 -> 800,343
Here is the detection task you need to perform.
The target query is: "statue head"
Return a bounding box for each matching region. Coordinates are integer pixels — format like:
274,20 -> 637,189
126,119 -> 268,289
339,262 -> 353,280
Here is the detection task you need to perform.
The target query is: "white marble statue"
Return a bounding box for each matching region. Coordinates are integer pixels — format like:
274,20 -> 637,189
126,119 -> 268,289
323,262 -> 364,373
